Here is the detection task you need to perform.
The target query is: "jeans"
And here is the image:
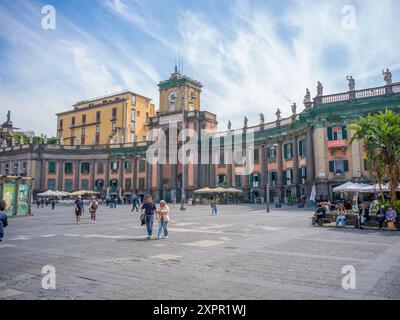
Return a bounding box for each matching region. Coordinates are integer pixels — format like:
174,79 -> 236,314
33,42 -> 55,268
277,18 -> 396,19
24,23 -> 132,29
132,202 -> 138,212
91,211 -> 96,221
211,206 -> 217,216
157,220 -> 168,237
145,214 -> 154,236
336,215 -> 345,227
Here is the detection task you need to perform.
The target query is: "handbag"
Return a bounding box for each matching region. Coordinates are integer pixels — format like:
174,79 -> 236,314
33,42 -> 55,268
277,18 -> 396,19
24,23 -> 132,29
140,213 -> 146,226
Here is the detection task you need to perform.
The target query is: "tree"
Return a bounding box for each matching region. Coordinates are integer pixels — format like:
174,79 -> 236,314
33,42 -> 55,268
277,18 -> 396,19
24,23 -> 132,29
350,109 -> 400,203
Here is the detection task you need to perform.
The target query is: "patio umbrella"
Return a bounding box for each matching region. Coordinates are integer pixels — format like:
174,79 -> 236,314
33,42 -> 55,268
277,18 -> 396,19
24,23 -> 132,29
212,187 -> 226,193
332,182 -> 358,192
69,190 -> 86,197
194,187 -> 215,193
225,187 -> 243,193
37,190 -> 58,197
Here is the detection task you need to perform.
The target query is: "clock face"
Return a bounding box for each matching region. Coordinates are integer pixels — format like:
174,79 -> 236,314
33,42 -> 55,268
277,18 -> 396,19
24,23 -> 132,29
168,92 -> 177,103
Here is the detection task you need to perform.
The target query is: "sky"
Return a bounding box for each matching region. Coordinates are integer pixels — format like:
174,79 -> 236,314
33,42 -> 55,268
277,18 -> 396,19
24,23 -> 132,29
0,0 -> 400,136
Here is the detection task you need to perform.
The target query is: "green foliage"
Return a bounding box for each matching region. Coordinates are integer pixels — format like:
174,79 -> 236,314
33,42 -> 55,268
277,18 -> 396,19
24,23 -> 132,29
350,108 -> 400,203
378,199 -> 400,214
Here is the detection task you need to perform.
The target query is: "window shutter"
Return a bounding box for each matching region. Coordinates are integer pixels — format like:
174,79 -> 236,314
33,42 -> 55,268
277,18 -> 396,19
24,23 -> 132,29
249,174 -> 253,186
342,126 -> 347,139
303,140 -> 307,156
283,170 -> 287,185
298,140 -> 303,157
329,161 -> 334,173
266,147 -> 270,158
327,127 -> 333,140
284,144 -> 288,159
343,160 -> 349,172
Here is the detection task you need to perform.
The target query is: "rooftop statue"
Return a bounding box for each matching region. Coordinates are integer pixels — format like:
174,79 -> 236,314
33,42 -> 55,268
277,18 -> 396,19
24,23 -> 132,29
382,68 -> 392,85
317,81 -> 323,96
347,76 -> 355,91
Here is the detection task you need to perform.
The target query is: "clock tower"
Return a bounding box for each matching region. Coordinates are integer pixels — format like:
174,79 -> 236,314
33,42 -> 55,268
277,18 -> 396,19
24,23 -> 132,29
147,68 -> 218,203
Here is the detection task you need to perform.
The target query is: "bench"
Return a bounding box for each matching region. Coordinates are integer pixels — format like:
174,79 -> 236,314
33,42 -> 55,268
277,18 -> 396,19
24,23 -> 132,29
311,212 -> 359,228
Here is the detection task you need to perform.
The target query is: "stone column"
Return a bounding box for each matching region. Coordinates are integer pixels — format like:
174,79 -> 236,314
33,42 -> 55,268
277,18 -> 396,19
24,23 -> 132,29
74,160 -> 80,191
276,141 -> 284,204
292,136 -> 300,200
146,161 -> 152,195
260,144 -> 267,200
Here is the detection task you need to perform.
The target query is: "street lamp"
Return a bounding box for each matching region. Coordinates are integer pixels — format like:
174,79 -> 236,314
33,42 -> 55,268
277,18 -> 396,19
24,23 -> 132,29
180,92 -> 197,211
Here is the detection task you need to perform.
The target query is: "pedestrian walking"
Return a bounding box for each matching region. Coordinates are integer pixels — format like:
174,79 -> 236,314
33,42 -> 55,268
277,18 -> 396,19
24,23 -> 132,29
172,195 -> 176,209
141,195 -> 156,239
37,198 -> 40,209
89,196 -> 99,224
211,196 -> 218,216
41,198 -> 44,208
0,200 -> 8,242
156,200 -> 170,239
74,196 -> 83,224
51,198 -> 55,210
131,194 -> 139,212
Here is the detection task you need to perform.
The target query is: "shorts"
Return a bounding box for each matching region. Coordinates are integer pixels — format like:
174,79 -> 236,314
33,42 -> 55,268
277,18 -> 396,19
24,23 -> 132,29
75,210 -> 82,217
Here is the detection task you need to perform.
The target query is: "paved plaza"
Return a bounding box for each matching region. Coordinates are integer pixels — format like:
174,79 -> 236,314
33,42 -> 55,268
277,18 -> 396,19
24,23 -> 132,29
1,204 -> 400,300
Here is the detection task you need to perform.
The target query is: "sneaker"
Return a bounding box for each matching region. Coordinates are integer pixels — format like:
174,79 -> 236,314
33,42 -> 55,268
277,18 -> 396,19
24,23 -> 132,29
94,221 -> 96,224
147,236 -> 151,240
164,236 -> 168,239
156,236 -> 160,240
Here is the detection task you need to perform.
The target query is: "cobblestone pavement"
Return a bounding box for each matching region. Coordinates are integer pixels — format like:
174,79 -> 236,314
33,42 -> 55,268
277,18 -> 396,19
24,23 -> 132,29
1,204 -> 399,300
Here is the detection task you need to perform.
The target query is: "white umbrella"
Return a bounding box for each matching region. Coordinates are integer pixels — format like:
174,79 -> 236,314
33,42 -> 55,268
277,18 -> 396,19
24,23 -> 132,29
37,190 -> 57,197
358,183 -> 389,193
333,182 -> 358,192
310,184 -> 316,201
225,187 -> 243,193
194,187 -> 215,194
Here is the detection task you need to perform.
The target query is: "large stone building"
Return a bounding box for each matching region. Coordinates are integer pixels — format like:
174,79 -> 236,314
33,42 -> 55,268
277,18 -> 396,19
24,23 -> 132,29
1,69 -> 399,203
56,91 -> 155,146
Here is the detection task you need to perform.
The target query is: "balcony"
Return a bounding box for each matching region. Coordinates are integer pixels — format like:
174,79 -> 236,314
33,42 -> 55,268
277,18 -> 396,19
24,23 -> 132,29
327,140 -> 347,155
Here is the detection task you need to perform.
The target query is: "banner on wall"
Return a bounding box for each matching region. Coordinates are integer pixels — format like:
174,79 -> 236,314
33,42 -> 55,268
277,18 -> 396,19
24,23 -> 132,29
17,183 -> 30,216
3,181 -> 17,217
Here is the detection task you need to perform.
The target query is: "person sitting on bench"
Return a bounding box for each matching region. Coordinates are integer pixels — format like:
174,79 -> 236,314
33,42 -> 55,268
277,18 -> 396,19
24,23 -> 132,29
336,204 -> 346,227
313,203 -> 326,226
376,206 -> 386,229
386,206 -> 397,230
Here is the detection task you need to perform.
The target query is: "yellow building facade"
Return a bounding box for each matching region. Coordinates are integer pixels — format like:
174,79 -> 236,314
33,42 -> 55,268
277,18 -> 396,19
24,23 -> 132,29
56,91 -> 155,145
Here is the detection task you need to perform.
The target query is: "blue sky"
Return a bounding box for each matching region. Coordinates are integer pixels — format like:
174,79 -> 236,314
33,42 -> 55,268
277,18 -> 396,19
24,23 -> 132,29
1,0 -> 400,136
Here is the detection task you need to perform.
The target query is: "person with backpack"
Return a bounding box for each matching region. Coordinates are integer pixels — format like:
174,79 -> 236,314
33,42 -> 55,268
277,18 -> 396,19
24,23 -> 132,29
0,200 -> 8,242
89,196 -> 99,224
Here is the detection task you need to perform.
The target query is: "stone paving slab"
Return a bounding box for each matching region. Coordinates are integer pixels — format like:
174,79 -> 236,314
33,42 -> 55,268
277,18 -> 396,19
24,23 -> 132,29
0,204 -> 399,299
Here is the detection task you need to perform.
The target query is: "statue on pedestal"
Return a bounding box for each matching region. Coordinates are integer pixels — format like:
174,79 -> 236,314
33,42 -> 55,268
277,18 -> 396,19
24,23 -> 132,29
304,88 -> 311,102
227,120 -> 232,130
347,76 -> 355,91
317,81 -> 323,96
276,108 -> 281,121
259,113 -> 265,124
291,103 -> 297,115
382,68 -> 392,85
243,116 -> 248,129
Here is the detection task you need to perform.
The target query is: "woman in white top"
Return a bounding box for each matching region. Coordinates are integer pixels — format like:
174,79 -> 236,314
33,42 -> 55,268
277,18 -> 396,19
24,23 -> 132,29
156,200 -> 170,239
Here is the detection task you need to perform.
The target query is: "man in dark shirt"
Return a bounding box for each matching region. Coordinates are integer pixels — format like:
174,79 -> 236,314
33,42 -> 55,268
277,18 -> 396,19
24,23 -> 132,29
0,200 -> 9,241
313,203 -> 326,226
141,196 -> 156,239
74,196 -> 83,224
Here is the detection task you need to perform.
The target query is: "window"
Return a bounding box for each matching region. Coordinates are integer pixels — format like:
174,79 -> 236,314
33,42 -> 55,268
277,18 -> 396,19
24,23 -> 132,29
124,161 -> 131,172
125,178 -> 132,190
283,169 -> 293,185
64,179 -> 73,192
329,160 -> 349,174
131,95 -> 136,106
70,129 -> 75,145
254,148 -> 260,164
81,128 -> 86,145
145,100 -> 149,108
146,112 -> 149,123
131,109 -> 135,130
219,149 -> 225,166
96,111 -> 101,122
5,163 -> 9,175
270,171 -> 277,185
235,175 -> 242,188
218,175 -> 227,186
47,179 -> 56,191
71,117 -> 76,127
111,161 -> 119,172
284,143 -> 293,160
95,125 -> 100,144
299,167 -> 307,184
138,178 -> 145,191
59,119 -> 63,130
65,162 -> 73,174
298,140 -> 307,157
139,159 -> 146,172
97,161 -> 104,174
137,110 -> 140,117
81,162 -> 90,174
48,161 -> 56,174
250,173 -> 260,187
163,179 -> 169,188
112,122 -> 117,133
14,162 -> 19,175
112,108 -> 117,120
81,179 -> 89,189
95,179 -> 104,191
327,126 -> 347,141
82,114 -> 86,125
267,146 -> 277,159
110,179 -> 118,191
